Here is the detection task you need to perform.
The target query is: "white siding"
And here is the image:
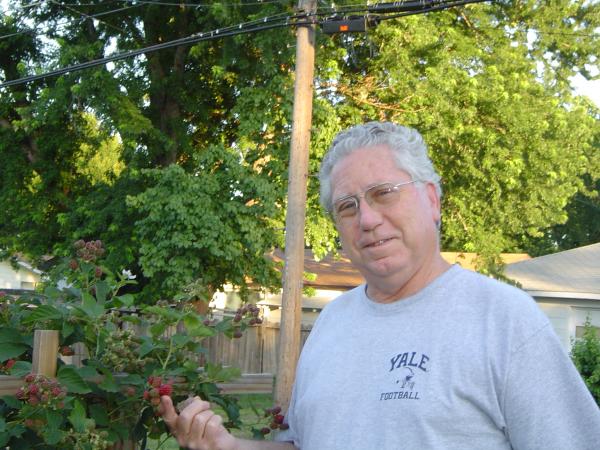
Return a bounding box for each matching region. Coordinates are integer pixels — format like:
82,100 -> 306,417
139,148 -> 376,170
0,260 -> 41,290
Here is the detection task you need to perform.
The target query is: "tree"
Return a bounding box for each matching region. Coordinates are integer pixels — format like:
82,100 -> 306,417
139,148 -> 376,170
307,1 -> 600,265
1,1 -> 599,300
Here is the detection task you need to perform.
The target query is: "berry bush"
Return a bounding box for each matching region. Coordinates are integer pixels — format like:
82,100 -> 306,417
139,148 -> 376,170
0,240 -> 265,449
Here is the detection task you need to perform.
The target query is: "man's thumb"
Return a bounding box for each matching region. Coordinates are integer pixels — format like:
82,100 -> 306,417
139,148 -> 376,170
159,395 -> 178,430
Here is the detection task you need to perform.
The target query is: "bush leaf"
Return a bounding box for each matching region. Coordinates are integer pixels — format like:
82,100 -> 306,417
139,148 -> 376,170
57,366 -> 92,394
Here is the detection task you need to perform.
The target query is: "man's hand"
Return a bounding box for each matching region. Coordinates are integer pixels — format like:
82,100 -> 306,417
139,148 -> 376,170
159,395 -> 238,450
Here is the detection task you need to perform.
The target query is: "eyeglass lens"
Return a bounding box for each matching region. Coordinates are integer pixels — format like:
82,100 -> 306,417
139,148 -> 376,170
334,183 -> 407,218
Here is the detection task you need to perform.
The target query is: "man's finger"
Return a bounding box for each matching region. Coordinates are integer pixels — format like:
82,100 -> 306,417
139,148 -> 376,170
159,395 -> 178,431
177,397 -> 213,437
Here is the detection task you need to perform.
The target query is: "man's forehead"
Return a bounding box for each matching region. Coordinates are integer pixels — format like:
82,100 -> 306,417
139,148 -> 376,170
330,153 -> 411,198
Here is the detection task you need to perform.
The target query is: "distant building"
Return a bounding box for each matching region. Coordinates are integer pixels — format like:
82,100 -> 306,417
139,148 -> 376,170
505,243 -> 600,350
0,258 -> 43,293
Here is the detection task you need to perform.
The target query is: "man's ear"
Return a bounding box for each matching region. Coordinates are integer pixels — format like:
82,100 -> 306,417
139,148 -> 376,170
425,182 -> 442,224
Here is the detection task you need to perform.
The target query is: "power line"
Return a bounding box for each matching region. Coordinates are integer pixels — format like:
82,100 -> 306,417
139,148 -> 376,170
0,3 -> 144,41
124,0 -> 292,7
48,0 -> 128,35
0,0 -> 542,89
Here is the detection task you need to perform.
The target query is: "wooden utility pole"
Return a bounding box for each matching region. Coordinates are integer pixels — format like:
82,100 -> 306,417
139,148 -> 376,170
274,0 -> 317,412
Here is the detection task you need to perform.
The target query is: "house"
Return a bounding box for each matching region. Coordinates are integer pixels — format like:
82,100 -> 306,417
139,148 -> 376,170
0,257 -> 43,293
504,243 -> 600,351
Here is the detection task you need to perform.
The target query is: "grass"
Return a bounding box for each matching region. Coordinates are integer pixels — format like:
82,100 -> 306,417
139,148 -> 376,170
146,393 -> 274,449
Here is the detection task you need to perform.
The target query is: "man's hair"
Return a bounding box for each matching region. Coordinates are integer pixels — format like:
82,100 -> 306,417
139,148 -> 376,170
319,121 -> 442,214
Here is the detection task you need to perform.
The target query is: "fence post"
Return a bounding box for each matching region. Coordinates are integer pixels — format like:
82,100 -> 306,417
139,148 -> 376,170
32,330 -> 59,377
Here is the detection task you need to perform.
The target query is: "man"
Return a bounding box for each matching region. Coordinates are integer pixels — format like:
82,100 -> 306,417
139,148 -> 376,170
160,122 -> 600,449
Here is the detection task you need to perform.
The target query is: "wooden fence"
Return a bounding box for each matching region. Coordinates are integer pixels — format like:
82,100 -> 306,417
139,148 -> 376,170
204,321 -> 313,374
0,323 -> 314,397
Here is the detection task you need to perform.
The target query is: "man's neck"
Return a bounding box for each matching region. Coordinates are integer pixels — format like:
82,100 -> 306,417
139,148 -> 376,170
365,255 -> 451,303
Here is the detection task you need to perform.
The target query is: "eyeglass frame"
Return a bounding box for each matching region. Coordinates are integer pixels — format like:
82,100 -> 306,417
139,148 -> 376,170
331,179 -> 421,220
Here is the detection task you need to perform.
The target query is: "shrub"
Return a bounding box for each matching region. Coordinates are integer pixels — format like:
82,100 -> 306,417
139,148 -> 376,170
0,240 -> 262,449
571,319 -> 600,407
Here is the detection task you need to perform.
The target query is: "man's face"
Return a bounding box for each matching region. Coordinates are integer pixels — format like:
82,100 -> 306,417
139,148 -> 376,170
330,145 -> 441,292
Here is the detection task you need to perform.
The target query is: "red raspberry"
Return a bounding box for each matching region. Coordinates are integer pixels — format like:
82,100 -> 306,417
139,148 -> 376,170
158,384 -> 172,397
5,359 -> 16,369
51,387 -> 62,397
271,406 -> 282,415
143,390 -> 150,400
260,427 -> 271,435
60,346 -> 75,356
279,423 -> 290,430
274,414 -> 284,424
28,384 -> 39,395
24,373 -> 36,383
15,387 -> 26,399
69,259 -> 79,270
150,376 -> 162,388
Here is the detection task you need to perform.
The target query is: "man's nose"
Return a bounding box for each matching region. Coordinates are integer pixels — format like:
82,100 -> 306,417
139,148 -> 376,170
358,199 -> 383,230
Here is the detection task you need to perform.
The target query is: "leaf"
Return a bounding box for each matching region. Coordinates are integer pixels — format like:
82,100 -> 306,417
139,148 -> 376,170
143,305 -> 182,321
89,404 -> 109,426
138,337 -> 155,358
205,363 -> 241,382
184,314 -> 216,338
57,366 -> 92,394
76,365 -> 100,379
42,427 -> 64,445
81,292 -> 104,319
0,344 -> 29,362
120,373 -> 144,386
149,322 -> 168,338
9,361 -> 32,377
113,293 -> 135,307
171,334 -> 192,348
94,280 -> 110,304
45,409 -> 63,429
1,395 -> 21,409
68,399 -> 88,433
61,320 -> 75,339
22,305 -> 63,324
188,325 -> 216,339
0,328 -> 26,344
43,410 -> 64,444
98,369 -> 119,392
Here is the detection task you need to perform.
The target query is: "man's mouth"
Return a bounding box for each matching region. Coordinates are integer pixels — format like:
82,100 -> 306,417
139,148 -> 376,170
366,238 -> 392,248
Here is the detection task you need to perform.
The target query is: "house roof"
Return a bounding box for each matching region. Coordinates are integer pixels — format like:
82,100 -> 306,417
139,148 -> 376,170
271,249 -> 530,290
505,243 -> 600,299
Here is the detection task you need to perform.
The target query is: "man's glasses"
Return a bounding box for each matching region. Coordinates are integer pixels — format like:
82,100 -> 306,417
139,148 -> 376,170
333,180 -> 419,219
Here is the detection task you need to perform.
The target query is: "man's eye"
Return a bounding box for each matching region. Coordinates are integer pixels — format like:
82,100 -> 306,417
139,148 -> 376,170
371,186 -> 395,199
336,200 -> 357,214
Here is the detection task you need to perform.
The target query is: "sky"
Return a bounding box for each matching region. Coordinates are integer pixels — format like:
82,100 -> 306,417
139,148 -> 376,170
571,75 -> 599,108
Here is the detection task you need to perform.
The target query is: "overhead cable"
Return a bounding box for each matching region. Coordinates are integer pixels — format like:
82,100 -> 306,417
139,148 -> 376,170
0,0 -> 492,89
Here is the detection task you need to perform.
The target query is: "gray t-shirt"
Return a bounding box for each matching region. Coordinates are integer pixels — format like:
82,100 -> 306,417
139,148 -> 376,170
277,265 -> 600,449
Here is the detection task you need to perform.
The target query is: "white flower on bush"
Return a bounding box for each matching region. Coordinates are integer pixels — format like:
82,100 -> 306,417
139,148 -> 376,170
122,269 -> 136,280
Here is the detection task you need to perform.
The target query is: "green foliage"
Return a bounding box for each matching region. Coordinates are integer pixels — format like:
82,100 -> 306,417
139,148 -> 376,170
126,153 -> 281,301
571,319 -> 600,407
0,0 -> 599,287
0,240 -> 260,449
